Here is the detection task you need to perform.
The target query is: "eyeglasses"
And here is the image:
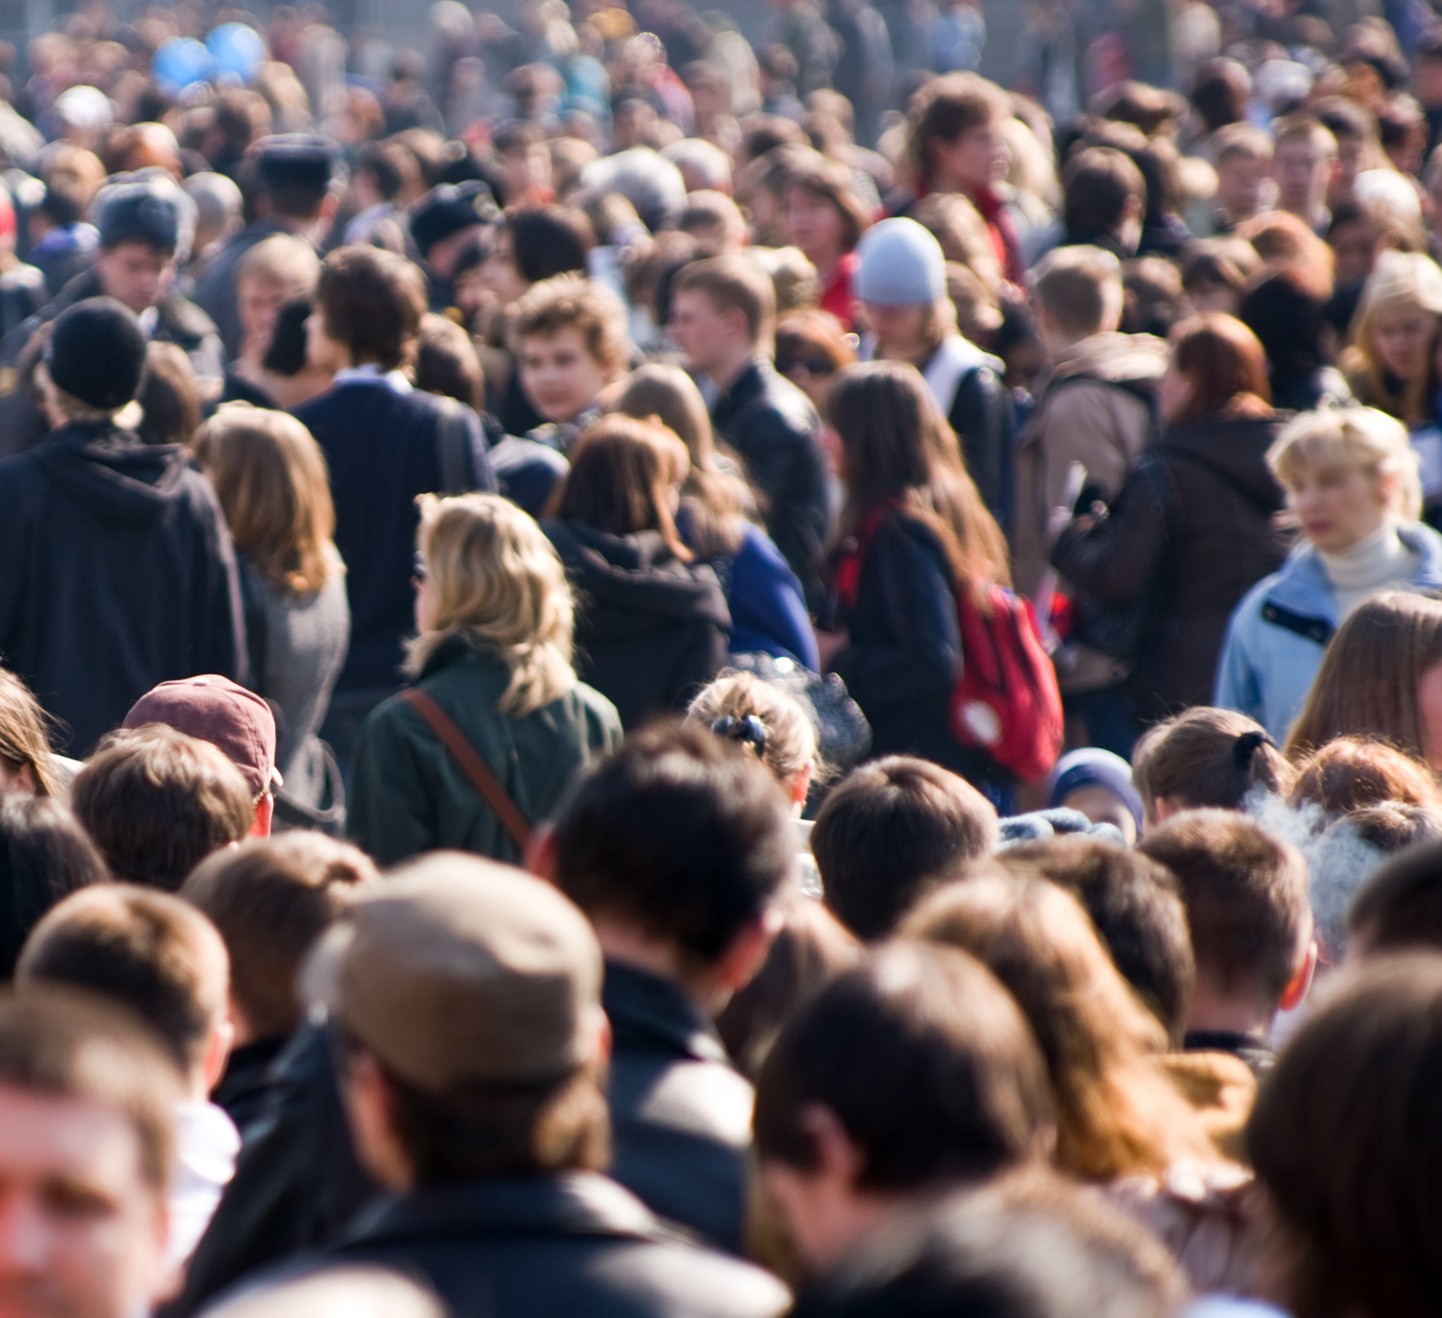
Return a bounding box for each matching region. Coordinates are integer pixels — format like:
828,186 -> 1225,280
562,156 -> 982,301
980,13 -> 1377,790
779,354 -> 837,377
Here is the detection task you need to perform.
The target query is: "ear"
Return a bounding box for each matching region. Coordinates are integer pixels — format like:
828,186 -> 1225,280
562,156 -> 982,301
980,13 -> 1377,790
1280,937 -> 1318,1012
796,1102 -> 866,1188
341,1049 -> 412,1192
201,1013 -> 235,1096
525,822 -> 559,883
716,907 -> 784,994
789,763 -> 813,808
251,792 -> 274,837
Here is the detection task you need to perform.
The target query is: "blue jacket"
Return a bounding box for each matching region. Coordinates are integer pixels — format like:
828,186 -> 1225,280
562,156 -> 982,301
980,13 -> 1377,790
1214,522 -> 1442,740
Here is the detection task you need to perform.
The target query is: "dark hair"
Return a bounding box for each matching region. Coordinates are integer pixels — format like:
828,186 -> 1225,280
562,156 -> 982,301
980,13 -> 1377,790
503,205 -> 592,285
72,725 -> 254,891
754,943 -> 1052,1190
17,884 -> 227,1072
813,756 -> 999,941
181,834 -> 376,1041
550,722 -> 794,968
1248,955 -> 1442,1318
1062,147 -> 1145,244
39,178 -> 86,228
1167,313 -> 1272,425
1131,707 -> 1293,815
262,296 -> 313,376
995,838 -> 1194,1045
0,795 -> 108,982
1138,810 -> 1309,1013
414,312 -> 485,412
136,341 -> 203,447
1238,267 -> 1329,390
1190,58 -> 1252,134
1348,839 -> 1442,956
785,155 -> 871,253
905,73 -> 1010,188
314,245 -> 427,372
356,140 -> 408,202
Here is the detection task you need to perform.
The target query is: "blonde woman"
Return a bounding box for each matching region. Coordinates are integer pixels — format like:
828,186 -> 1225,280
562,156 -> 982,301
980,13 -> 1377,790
349,493 -> 622,865
1216,406 -> 1442,741
1341,250 -> 1442,424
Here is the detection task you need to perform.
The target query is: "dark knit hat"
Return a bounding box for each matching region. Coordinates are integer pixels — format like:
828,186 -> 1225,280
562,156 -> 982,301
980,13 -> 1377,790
409,182 -> 495,257
256,134 -> 341,195
94,170 -> 195,258
45,297 -> 147,409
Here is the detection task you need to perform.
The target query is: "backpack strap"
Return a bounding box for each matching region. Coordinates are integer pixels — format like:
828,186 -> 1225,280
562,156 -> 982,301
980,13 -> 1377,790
400,689 -> 533,852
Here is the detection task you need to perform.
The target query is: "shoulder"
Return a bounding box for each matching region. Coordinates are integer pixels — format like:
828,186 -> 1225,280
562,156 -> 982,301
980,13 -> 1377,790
160,293 -> 220,342
570,681 -> 623,738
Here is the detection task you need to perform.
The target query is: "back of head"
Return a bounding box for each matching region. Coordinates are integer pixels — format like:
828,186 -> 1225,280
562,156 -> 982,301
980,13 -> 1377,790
1062,147 -> 1145,244
1289,735 -> 1442,818
1032,244 -> 1124,341
181,834 -> 377,1043
72,725 -> 254,890
754,942 -> 1052,1192
505,205 -> 592,284
17,884 -> 228,1075
1132,707 -> 1293,820
550,722 -> 794,969
315,244 -> 426,372
813,756 -> 999,941
1348,838 -> 1442,957
1138,810 -> 1309,1016
1248,955 -> 1442,1318
686,670 -> 818,790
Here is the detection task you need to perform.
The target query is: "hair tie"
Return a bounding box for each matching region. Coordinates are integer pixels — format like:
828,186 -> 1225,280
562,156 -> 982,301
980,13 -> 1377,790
711,714 -> 768,758
1233,729 -> 1272,771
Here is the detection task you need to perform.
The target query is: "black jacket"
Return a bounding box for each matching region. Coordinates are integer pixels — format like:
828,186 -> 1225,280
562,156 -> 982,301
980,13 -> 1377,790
710,360 -> 832,609
0,420 -> 246,753
543,520 -> 730,729
1050,413 -> 1291,721
933,349 -> 1014,534
605,962 -> 754,1255
212,1036 -> 287,1137
322,1172 -> 789,1317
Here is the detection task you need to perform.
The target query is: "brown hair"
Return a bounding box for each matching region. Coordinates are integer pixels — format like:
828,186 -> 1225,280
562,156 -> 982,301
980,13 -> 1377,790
905,73 -> 1011,188
910,193 -> 1003,292
314,245 -> 427,372
1132,707 -> 1295,818
509,272 -> 631,376
1061,147 -> 1146,244
1138,810 -> 1310,1013
181,834 -> 377,1041
414,312 -> 485,413
17,884 -> 228,1073
136,341 -> 203,448
785,154 -> 871,253
1289,735 -> 1442,818
1348,838 -> 1442,957
1236,211 -> 1336,301
0,668 -> 60,798
1285,592 -> 1442,763
1167,313 -> 1272,425
192,404 -> 339,596
671,254 -> 777,351
1031,244 -> 1124,340
1180,237 -> 1262,304
547,414 -> 692,562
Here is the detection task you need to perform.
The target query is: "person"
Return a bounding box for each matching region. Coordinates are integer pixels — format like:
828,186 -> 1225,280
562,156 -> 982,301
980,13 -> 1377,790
669,253 -> 832,607
811,755 -> 998,939
1271,114 -> 1338,233
1341,250 -> 1442,423
1058,147 -> 1146,258
220,235 -> 322,408
16,884 -> 239,1272
407,181 -> 494,313
543,416 -> 730,728
0,665 -> 68,798
783,153 -> 871,329
0,987 -> 181,1318
180,834 -> 377,1132
350,493 -> 621,865
197,1267 -> 444,1318
542,722 -> 794,1254
612,363 -> 818,668
1138,811 -> 1314,1074
293,245 -> 495,768
0,186 -> 46,342
1216,408 -> 1442,742
1290,734 -> 1442,819
1237,265 -> 1352,414
0,297 -> 246,753
1045,748 -> 1145,842
1050,313 -> 1291,722
297,853 -> 790,1317
853,218 -> 1014,527
1247,956 -> 1442,1318
1348,838 -> 1442,957
819,361 -> 1014,795
687,670 -> 820,813
72,725 -> 254,891
1208,125 -> 1272,234
191,407 -> 350,820
752,942 -> 1055,1279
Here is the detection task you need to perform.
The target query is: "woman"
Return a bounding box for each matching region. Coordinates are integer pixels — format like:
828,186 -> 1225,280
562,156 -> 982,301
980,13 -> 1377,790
0,667 -> 65,798
1341,250 -> 1442,423
1052,314 -> 1292,722
1216,407 -> 1442,741
350,493 -> 621,865
191,405 -> 350,817
783,154 -> 871,330
611,364 -> 818,669
819,361 -> 1014,798
543,416 -> 731,728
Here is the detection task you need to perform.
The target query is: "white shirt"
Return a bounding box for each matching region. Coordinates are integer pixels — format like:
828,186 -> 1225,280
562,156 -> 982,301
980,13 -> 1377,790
167,1100 -> 240,1272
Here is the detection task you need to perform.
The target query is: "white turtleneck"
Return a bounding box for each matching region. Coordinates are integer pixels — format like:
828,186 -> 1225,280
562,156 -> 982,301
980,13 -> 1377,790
1318,523 -> 1417,621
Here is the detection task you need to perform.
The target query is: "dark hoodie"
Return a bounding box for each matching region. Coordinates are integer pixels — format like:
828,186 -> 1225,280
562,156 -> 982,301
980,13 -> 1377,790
1051,413 -> 1293,721
542,520 -> 730,729
0,420 -> 246,753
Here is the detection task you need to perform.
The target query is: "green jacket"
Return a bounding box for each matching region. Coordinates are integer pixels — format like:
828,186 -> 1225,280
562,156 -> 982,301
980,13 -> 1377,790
349,635 -> 622,867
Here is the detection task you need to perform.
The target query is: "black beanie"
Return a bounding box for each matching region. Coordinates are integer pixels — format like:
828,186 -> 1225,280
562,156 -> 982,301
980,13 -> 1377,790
45,297 -> 147,410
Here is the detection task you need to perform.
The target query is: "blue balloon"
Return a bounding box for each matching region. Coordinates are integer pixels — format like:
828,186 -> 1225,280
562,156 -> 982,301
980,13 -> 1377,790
153,37 -> 214,94
206,23 -> 265,83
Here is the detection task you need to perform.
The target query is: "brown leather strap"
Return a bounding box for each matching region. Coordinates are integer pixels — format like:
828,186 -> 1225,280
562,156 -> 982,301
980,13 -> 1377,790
400,688 -> 533,852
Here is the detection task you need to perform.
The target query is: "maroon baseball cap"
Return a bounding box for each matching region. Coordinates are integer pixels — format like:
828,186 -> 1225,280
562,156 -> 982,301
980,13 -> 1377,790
123,675 -> 280,797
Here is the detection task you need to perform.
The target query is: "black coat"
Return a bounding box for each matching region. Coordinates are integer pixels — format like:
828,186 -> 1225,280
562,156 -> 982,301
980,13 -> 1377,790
321,1172 -> 790,1318
605,962 -> 754,1255
937,351 -> 1014,534
1050,413 -> 1292,722
0,420 -> 246,753
543,520 -> 730,729
710,360 -> 832,610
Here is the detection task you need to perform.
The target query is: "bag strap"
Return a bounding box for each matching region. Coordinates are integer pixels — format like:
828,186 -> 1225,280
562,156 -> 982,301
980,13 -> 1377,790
400,689 -> 533,852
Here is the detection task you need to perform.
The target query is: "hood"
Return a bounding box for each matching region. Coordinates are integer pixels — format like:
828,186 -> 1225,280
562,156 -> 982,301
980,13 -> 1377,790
1159,414 -> 1288,511
35,423 -> 196,525
1052,331 -> 1169,386
545,519 -> 731,633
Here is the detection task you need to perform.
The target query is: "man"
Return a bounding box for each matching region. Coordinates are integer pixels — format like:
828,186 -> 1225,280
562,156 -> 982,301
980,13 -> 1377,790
670,254 -> 831,606
408,181 -> 495,313
0,987 -> 181,1318
1209,124 -> 1273,234
1271,114 -> 1338,233
0,297 -> 246,753
1058,147 -> 1147,258
543,723 -> 794,1254
302,853 -> 790,1317
294,246 -> 494,765
192,134 -> 340,357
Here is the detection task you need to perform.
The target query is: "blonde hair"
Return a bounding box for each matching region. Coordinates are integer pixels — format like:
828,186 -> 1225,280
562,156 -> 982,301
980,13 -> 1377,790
405,494 -> 576,717
36,363 -> 142,430
236,233 -> 321,294
686,671 -> 819,785
1267,406 -> 1422,522
1343,251 -> 1442,426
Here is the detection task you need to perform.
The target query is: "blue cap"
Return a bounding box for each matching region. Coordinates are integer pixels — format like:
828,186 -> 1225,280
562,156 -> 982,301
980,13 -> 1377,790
855,217 -> 946,307
1046,748 -> 1145,830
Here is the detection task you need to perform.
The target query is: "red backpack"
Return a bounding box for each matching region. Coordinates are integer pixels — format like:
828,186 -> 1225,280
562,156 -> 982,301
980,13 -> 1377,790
835,505 -> 1064,783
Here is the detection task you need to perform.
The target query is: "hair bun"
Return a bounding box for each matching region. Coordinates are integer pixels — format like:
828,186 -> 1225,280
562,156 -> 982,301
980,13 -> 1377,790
1233,729 -> 1272,771
711,713 -> 768,758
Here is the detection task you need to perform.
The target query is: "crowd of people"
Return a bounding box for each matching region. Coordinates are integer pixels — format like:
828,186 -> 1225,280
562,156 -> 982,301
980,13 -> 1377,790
8,0 -> 1442,1313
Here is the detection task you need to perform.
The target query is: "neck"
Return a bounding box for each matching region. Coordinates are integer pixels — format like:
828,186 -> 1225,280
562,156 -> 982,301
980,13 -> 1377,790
709,346 -> 757,393
1318,522 -> 1405,579
591,920 -> 723,1015
1185,981 -> 1272,1041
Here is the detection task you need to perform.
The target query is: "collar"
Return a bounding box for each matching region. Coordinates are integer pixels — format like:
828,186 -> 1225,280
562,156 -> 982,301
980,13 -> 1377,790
332,364 -> 413,394
602,960 -> 731,1067
1266,522 -> 1442,617
710,358 -> 766,417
